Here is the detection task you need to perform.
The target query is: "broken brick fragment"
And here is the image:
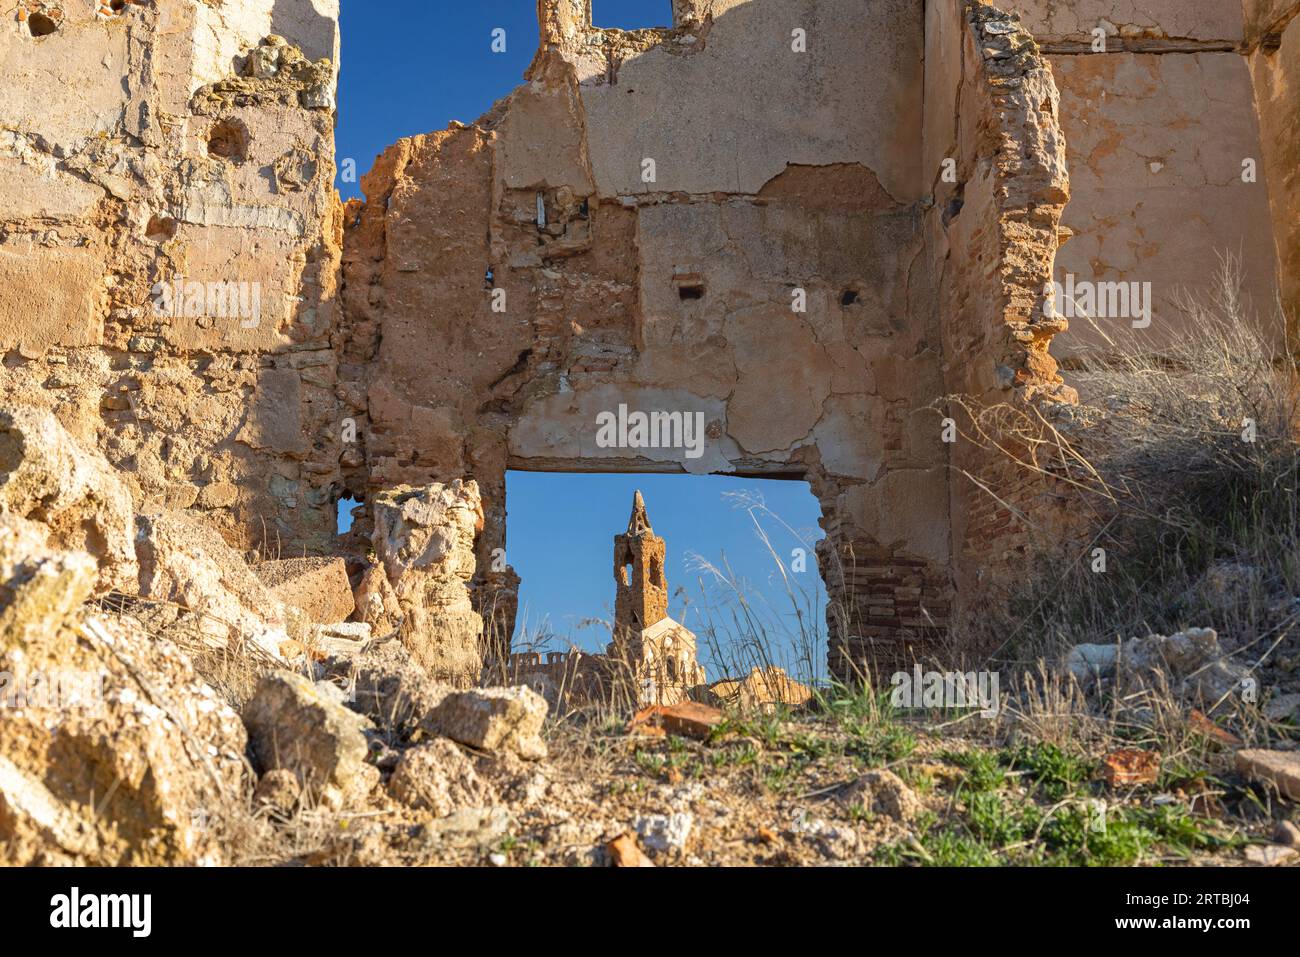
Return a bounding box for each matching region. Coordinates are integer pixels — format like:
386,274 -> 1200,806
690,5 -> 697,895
627,701 -> 724,741
1101,749 -> 1161,787
1187,709 -> 1243,747
608,833 -> 654,868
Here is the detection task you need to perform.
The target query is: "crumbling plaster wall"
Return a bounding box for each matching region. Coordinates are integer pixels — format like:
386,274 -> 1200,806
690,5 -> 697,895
928,0 -> 1300,637
9,1 -> 1291,680
1242,0 -> 1300,323
342,0 -> 964,672
996,1 -> 1285,354
0,0 -> 344,556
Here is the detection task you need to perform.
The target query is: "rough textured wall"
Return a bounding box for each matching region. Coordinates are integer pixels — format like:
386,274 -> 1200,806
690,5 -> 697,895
13,1 -> 1288,681
928,0 -> 1300,636
370,480 -> 485,684
999,0 -> 1282,354
0,0 -> 343,555
927,2 -> 1075,643
1243,0 -> 1300,324
343,0 -> 954,674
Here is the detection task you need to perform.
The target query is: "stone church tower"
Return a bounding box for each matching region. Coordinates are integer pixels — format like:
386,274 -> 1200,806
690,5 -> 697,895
509,491 -> 707,709
609,491 -> 705,705
614,490 -> 668,634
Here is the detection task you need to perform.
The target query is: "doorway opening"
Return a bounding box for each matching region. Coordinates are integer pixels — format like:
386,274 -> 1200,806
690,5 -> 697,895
504,470 -> 829,686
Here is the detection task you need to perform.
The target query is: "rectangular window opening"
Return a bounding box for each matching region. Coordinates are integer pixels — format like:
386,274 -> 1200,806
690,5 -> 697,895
591,0 -> 674,31
504,470 -> 828,688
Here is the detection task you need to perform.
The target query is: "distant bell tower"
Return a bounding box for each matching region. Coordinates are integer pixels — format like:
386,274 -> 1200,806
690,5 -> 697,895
614,490 -> 668,635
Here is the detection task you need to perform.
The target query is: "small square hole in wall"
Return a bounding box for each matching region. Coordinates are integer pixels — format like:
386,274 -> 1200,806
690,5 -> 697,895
675,274 -> 705,301
27,12 -> 59,37
145,215 -> 177,242
591,0 -> 673,30
208,119 -> 249,162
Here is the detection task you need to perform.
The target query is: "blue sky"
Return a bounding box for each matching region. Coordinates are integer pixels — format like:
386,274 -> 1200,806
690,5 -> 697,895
336,1 -> 676,201
335,1 -> 830,665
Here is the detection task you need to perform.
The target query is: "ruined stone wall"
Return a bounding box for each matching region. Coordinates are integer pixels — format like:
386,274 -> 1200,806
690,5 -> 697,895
927,0 -> 1300,638
342,0 -> 953,676
996,1 -> 1286,353
0,0 -> 344,557
7,0 -> 1294,683
506,649 -> 619,710
924,2 -> 1074,650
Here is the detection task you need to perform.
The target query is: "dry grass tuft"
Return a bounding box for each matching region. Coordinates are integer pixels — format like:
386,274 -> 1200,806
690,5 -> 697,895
948,260 -> 1300,671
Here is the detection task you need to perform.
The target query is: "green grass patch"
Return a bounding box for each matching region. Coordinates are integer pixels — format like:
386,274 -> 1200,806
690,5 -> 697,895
940,748 -> 1007,793
1004,743 -> 1096,801
845,722 -> 917,767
